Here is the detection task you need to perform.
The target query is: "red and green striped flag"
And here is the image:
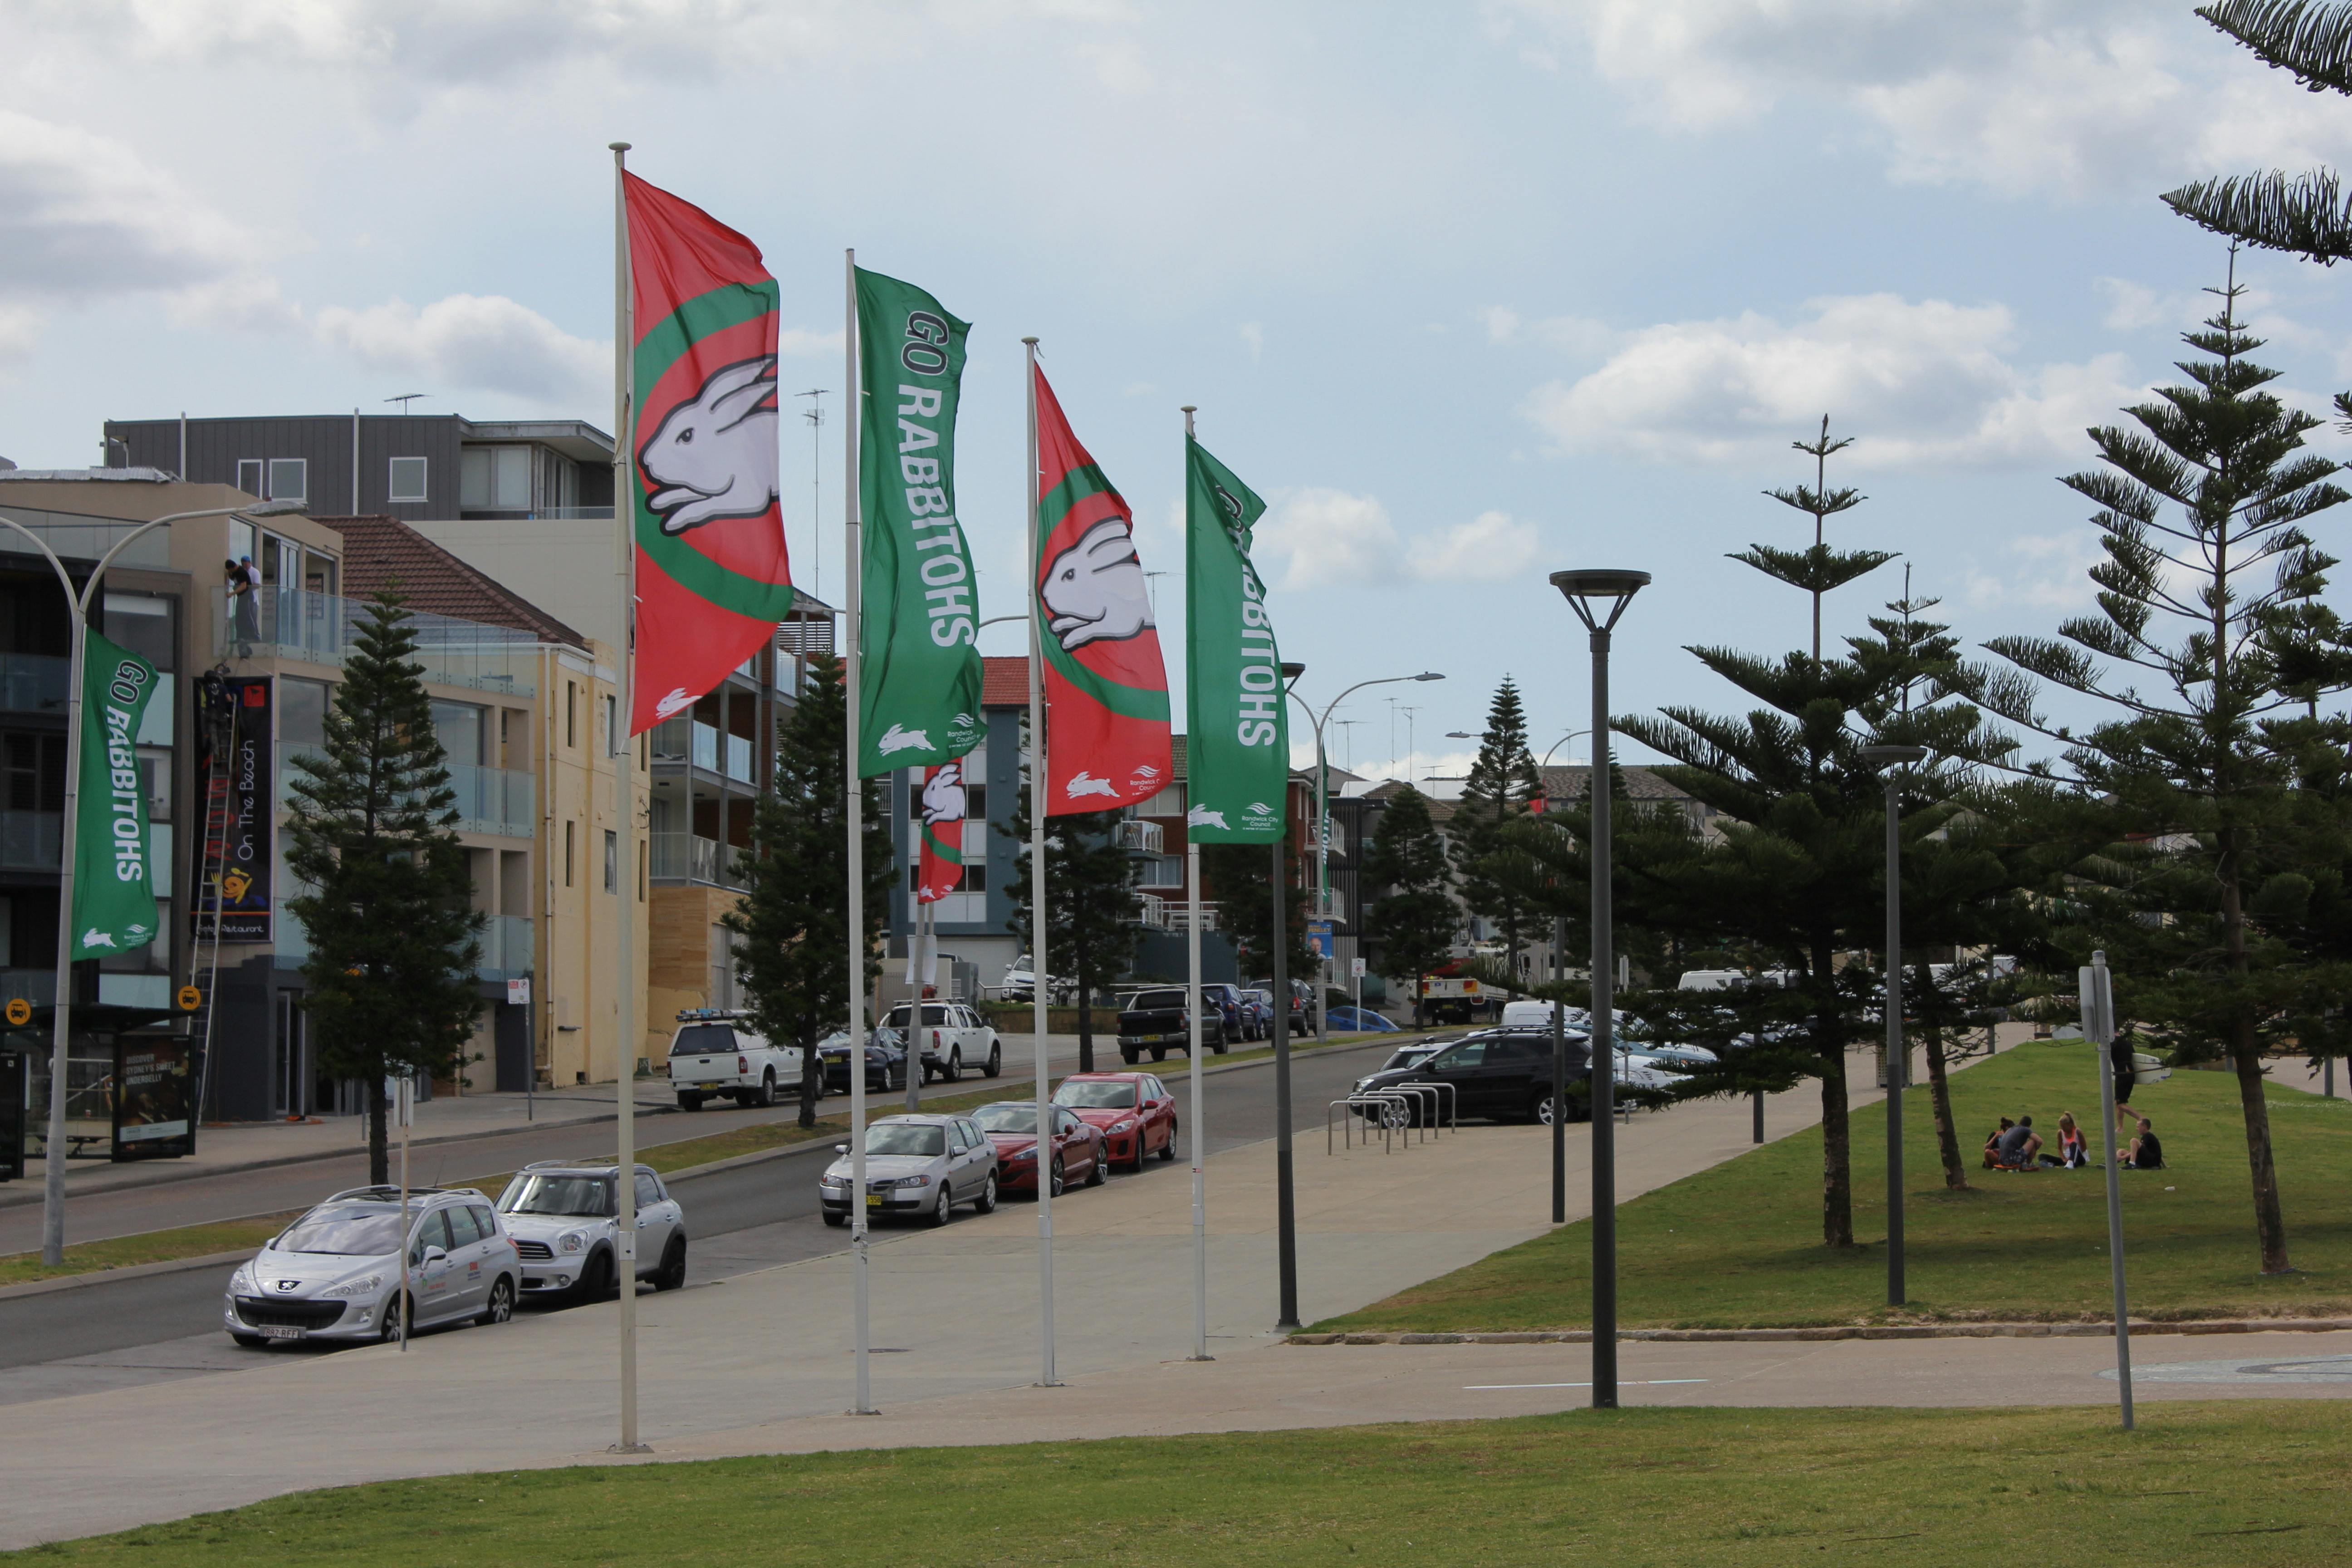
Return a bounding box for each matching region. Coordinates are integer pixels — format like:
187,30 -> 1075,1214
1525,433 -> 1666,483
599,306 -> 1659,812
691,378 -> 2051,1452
622,172 -> 796,734
914,757 -> 970,902
1032,363 -> 1171,815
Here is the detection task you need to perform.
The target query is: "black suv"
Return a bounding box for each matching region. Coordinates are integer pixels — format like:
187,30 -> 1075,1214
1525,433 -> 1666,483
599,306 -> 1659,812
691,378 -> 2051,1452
1351,1026 -> 1593,1125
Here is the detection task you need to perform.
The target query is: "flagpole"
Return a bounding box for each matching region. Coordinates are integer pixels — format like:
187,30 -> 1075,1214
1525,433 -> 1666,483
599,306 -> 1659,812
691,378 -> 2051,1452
1023,336 -> 1058,1389
844,247 -> 876,1416
607,140 -> 649,1456
1182,404 -> 1210,1364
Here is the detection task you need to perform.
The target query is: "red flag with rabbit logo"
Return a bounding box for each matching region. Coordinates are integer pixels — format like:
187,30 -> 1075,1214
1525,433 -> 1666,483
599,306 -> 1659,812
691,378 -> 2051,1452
1032,364 -> 1172,816
914,758 -> 970,902
622,172 -> 796,735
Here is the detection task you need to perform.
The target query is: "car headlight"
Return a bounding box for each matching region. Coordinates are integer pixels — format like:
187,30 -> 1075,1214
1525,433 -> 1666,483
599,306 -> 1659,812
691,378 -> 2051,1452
892,1174 -> 933,1189
323,1274 -> 383,1298
229,1265 -> 252,1293
1109,1120 -> 1135,1134
1010,1147 -> 1036,1161
821,1175 -> 849,1190
559,1231 -> 585,1254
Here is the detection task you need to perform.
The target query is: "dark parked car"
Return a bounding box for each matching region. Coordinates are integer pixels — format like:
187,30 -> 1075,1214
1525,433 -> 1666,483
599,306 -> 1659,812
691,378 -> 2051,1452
817,1025 -> 909,1093
1238,989 -> 1275,1040
1200,982 -> 1250,1041
1117,987 -> 1226,1063
1352,1026 -> 1593,1126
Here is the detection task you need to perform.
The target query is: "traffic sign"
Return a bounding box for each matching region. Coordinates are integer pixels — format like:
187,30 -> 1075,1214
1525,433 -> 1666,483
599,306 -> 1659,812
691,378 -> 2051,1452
4,998 -> 28,1026
177,985 -> 202,1012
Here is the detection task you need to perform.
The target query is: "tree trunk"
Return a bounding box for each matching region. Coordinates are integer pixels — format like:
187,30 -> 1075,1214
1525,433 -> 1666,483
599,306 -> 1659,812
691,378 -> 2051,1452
1077,944 -> 1095,1073
798,1023 -> 819,1130
1921,1024 -> 1968,1191
2219,831 -> 2291,1273
365,1068 -> 389,1187
1813,943 -> 1853,1248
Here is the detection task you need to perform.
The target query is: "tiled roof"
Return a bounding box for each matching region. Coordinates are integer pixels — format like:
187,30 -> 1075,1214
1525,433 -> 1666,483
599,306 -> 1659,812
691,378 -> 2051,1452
310,515 -> 588,648
981,654 -> 1028,708
1537,764 -> 1691,802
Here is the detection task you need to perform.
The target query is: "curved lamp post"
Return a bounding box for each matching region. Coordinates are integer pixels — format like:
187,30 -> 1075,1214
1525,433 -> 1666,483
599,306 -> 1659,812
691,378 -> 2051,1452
16,498 -> 305,1267
1550,567 -> 1649,1409
1858,742 -> 1927,1307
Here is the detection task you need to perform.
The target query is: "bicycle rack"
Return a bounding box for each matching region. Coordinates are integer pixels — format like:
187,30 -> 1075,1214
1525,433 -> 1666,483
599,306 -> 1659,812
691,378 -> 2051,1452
1328,1092 -> 1411,1154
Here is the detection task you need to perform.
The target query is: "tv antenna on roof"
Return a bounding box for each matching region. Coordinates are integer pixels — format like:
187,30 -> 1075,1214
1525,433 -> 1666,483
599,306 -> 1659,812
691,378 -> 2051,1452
385,393 -> 428,413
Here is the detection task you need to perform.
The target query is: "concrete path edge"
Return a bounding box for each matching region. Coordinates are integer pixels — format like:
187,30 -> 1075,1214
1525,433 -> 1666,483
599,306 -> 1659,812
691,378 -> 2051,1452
1288,1317 -> 2352,1344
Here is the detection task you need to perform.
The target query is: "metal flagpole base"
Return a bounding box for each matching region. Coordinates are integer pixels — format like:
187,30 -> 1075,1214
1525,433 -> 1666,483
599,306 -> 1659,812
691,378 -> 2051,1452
606,1443 -> 653,1454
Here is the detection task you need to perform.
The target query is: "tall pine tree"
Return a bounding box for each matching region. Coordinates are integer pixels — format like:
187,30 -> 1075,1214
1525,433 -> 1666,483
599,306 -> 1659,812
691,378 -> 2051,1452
1360,786 -> 1458,1025
2166,3 -> 2352,275
722,651 -> 892,1127
1453,676 -> 1545,988
284,591 -> 485,1186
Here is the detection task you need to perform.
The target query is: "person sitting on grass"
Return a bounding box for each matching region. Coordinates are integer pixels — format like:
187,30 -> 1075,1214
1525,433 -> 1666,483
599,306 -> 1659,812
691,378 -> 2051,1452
1992,1114 -> 2042,1170
2041,1112 -> 2087,1169
2127,1117 -> 2164,1170
1982,1117 -> 2014,1169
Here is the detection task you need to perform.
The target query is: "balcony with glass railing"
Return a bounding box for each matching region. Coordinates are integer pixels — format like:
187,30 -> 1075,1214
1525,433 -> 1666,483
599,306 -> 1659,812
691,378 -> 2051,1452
648,831 -> 744,888
215,587 -> 540,696
477,914 -> 534,981
282,747 -> 534,838
0,652 -> 70,715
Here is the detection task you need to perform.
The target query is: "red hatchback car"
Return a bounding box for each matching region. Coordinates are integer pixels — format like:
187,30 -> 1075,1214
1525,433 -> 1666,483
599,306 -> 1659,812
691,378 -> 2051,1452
971,1101 -> 1107,1198
1053,1073 -> 1179,1171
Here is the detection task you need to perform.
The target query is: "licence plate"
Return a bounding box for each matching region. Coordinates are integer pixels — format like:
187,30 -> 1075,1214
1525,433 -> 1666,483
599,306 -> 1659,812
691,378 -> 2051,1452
259,1324 -> 304,1340
866,1193 -> 883,1208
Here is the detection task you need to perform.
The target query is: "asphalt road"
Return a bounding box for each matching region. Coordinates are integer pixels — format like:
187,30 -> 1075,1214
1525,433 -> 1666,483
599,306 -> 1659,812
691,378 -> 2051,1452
0,1038 -> 1414,1402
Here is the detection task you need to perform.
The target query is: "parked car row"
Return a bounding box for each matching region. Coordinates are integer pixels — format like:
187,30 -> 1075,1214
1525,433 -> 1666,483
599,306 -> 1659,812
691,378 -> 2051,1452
819,1071 -> 1183,1225
221,1162 -> 689,1349
1352,1024 -> 1694,1127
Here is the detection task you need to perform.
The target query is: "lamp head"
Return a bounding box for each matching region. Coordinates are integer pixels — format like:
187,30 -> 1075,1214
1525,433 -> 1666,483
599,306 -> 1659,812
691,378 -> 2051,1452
1412,671 -> 1444,682
1445,731 -> 1479,740
1550,568 -> 1651,632
1279,661 -> 1306,681
244,500 -> 309,517
1858,744 -> 1929,769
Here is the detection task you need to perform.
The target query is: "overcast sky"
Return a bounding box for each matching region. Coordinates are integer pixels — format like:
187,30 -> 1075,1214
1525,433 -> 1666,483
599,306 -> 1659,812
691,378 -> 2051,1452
4,1 -> 2349,781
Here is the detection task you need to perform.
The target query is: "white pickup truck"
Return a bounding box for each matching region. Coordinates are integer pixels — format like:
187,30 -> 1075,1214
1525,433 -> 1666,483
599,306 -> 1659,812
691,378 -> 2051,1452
667,1011 -> 807,1111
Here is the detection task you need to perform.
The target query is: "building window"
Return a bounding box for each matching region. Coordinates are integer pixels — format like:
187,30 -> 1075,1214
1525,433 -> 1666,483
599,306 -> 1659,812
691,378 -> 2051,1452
236,460 -> 263,497
267,458 -> 307,503
101,593 -> 175,673
565,682 -> 577,750
3,733 -> 65,812
564,820 -> 575,887
601,695 -> 617,756
603,829 -> 617,893
1134,854 -> 1183,890
387,456 -> 428,503
281,678 -> 332,748
460,446 -> 534,510
430,701 -> 486,768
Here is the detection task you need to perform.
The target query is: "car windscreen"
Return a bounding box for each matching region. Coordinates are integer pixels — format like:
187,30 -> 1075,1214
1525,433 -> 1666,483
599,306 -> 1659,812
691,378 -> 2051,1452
1380,1047 -> 1439,1072
972,1103 -> 1039,1134
867,1123 -> 945,1156
669,1024 -> 735,1058
275,1204 -> 408,1255
1129,990 -> 1186,1010
1054,1081 -> 1137,1109
498,1173 -> 616,1218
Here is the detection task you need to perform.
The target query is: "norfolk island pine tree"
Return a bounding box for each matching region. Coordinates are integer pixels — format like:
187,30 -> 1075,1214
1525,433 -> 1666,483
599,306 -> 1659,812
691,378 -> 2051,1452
1453,676 -> 1547,992
1359,786 -> 1457,1028
722,651 -> 892,1129
284,590 -> 486,1187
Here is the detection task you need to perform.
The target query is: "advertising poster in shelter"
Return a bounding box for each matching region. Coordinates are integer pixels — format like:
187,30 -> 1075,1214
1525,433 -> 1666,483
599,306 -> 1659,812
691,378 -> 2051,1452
112,1032 -> 193,1159
196,676 -> 272,942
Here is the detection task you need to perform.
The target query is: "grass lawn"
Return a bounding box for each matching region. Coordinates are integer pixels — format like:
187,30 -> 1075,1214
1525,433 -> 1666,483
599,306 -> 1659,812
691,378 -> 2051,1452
1316,1043 -> 2352,1332
6,1404 -> 2344,1567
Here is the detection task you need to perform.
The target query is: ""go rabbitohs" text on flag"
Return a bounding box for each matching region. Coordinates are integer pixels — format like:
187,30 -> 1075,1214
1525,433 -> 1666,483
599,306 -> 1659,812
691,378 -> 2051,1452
855,267 -> 983,777
623,172 -> 798,735
73,630 -> 161,958
1183,436 -> 1286,843
1033,364 -> 1170,815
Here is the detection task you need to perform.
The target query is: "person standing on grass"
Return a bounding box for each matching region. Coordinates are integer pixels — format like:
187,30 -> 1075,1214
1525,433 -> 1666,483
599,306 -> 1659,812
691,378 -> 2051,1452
2109,1034 -> 2137,1123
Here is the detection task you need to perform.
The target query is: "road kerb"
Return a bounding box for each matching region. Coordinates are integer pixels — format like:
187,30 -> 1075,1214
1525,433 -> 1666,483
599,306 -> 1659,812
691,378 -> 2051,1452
1286,1317 -> 2352,1346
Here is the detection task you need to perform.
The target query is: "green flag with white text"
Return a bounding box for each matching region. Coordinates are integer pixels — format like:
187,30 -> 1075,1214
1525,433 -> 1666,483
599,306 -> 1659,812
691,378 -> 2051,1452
854,266 -> 984,778
1184,437 -> 1287,842
73,630 -> 160,959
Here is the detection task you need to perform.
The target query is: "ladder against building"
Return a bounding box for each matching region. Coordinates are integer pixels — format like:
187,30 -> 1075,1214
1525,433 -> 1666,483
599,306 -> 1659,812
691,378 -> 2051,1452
187,672 -> 240,1122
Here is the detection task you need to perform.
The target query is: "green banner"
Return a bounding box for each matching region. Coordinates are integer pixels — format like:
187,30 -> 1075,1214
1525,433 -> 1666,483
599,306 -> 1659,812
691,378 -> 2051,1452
854,266 -> 984,778
1184,437 -> 1287,842
73,631 -> 160,959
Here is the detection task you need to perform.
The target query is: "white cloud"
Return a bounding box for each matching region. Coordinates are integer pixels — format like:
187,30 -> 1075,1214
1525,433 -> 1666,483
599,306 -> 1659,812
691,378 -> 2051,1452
1490,1 -> 2352,198
1481,305 -> 1521,342
1240,322 -> 1264,361
1406,509 -> 1542,583
1523,293 -> 2141,470
1258,490 -> 1544,588
1964,529 -> 2104,612
312,294 -> 608,404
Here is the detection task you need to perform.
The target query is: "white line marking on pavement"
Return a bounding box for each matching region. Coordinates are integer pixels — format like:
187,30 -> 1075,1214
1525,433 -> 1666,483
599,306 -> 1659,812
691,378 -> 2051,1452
1463,1380 -> 1709,1390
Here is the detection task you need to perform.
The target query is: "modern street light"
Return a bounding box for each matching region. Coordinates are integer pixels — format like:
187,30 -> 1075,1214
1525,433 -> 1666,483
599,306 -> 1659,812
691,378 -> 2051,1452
1272,660 -> 1308,1328
1550,567 -> 1648,1410
15,498 -> 306,1267
1294,671 -> 1442,1045
1859,742 -> 1927,1307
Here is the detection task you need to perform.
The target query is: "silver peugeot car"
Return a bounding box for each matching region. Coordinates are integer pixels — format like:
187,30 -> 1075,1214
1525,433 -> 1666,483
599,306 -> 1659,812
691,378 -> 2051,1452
223,1186 -> 520,1347
494,1161 -> 687,1303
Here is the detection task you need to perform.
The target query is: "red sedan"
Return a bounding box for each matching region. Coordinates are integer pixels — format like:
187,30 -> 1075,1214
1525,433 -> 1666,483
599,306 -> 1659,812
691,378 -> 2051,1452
1053,1072 -> 1179,1171
971,1101 -> 1107,1198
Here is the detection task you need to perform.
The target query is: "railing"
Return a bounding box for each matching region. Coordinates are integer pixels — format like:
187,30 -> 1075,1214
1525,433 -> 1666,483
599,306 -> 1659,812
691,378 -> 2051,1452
214,587 -> 541,696
648,831 -> 743,888
456,506 -> 615,521
725,732 -> 754,783
691,722 -> 718,772
650,715 -> 690,762
284,747 -> 532,838
478,914 -> 534,981
0,652 -> 69,714
1135,894 -> 1220,931
1114,819 -> 1163,854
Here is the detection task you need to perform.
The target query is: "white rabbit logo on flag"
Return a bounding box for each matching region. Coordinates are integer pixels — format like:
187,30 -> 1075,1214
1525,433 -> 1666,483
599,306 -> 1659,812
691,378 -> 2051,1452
638,355 -> 780,535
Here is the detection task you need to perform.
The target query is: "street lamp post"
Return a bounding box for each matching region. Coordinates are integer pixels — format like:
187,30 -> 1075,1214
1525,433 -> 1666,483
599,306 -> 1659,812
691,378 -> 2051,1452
16,499 -> 304,1267
1551,568 -> 1648,1410
1860,743 -> 1927,1307
1272,660 -> 1308,1329
1294,672 -> 1442,1045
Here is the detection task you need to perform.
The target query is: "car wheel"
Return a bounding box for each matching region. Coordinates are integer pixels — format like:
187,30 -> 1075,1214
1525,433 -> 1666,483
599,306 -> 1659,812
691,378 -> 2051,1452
378,1292 -> 409,1344
1086,1142 -> 1107,1186
654,1235 -> 687,1290
579,1250 -> 617,1303
1530,1089 -> 1563,1126
1049,1157 -> 1066,1199
823,1210 -> 848,1228
1160,1119 -> 1180,1161
985,1044 -> 1001,1078
929,1182 -> 953,1227
945,1049 -> 962,1084
1150,1045 -> 1166,1062
1211,1027 -> 1228,1056
477,1275 -> 516,1327
230,1331 -> 268,1349
975,1172 -> 998,1214
678,1092 -> 705,1112
755,1070 -> 776,1109
1120,1046 -> 1139,1064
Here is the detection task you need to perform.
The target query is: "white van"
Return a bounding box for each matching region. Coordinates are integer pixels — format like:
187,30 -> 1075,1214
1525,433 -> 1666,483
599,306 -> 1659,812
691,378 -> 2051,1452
1500,1000 -> 1576,1029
